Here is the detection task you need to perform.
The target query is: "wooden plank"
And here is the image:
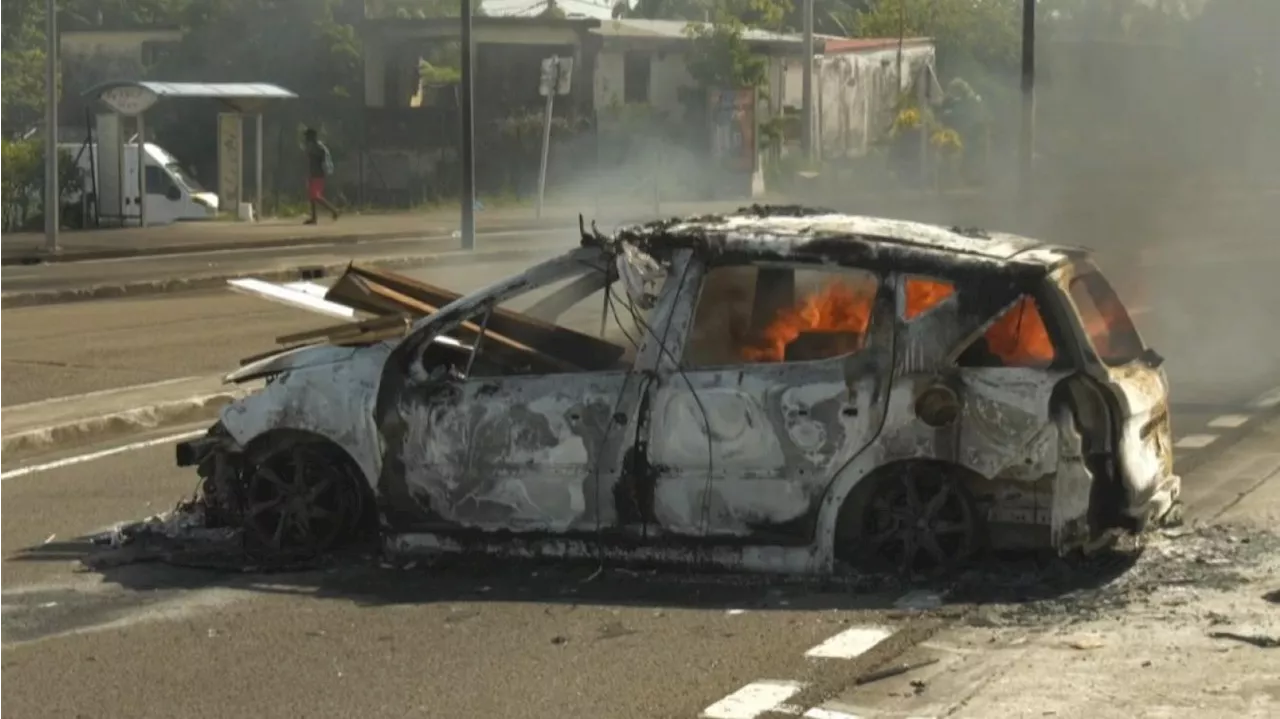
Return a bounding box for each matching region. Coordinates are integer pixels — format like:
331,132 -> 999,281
344,262 -> 626,371
275,314 -> 410,346
358,279 -> 581,373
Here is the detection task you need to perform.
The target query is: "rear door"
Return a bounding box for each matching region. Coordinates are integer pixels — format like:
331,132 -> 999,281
640,258 -> 894,542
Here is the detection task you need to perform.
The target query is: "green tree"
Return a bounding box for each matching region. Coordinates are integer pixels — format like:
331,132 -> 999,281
852,0 -> 1020,73
1,0 -> 53,132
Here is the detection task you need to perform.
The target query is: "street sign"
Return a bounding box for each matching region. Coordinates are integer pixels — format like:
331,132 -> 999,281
555,57 -> 573,95
538,56 -> 574,97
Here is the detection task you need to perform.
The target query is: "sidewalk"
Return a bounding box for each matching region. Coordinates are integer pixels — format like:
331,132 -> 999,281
1,376 -> 257,456
1,200 -> 743,265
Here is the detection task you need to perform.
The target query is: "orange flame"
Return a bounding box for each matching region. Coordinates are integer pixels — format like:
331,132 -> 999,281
742,280 -> 875,362
743,277 -> 1056,367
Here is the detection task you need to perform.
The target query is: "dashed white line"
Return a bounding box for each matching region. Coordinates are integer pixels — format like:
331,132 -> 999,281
1252,386 -> 1280,409
1172,429 -> 1213,447
800,707 -> 865,719
804,626 -> 893,660
0,429 -> 204,481
701,680 -> 805,719
1208,414 -> 1252,429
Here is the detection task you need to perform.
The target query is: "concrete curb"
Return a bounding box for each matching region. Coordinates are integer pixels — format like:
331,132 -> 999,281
1,389 -> 253,456
0,245 -> 560,309
0,217 -> 588,267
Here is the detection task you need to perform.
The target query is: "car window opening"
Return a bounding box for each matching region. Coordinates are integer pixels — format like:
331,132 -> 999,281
904,277 -> 1056,369
436,268 -> 656,380
684,265 -> 880,367
1068,271 -> 1145,367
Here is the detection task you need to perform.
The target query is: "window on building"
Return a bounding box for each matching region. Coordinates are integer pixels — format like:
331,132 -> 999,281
623,51 -> 651,104
683,264 -> 881,368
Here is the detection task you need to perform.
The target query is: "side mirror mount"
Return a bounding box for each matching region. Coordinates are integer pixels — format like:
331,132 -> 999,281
165,185 -> 182,201
1141,347 -> 1165,369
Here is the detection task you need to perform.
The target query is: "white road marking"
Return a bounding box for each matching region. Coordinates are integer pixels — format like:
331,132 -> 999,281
3,376 -> 202,411
1174,434 -> 1219,450
802,707 -> 864,719
0,429 -> 205,481
701,680 -> 806,719
1252,386 -> 1280,409
1208,414 -> 1251,429
804,626 -> 894,660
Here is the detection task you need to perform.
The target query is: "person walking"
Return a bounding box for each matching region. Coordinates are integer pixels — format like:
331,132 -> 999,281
303,127 -> 339,224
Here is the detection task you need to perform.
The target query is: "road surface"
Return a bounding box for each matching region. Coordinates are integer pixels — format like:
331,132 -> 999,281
3,220 -> 1280,719
3,411 -> 1277,719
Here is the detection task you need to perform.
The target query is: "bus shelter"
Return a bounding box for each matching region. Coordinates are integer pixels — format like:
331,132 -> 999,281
82,81 -> 296,227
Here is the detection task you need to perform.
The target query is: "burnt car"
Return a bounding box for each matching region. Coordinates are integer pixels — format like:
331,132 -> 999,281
166,207 -> 1181,575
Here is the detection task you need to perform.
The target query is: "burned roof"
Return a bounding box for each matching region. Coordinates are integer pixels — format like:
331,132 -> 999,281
606,205 -> 1074,279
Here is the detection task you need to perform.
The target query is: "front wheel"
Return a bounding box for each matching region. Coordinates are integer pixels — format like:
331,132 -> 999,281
242,440 -> 367,559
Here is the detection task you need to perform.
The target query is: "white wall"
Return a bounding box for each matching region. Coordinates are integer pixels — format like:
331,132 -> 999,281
781,44 -> 936,159
594,47 -> 694,119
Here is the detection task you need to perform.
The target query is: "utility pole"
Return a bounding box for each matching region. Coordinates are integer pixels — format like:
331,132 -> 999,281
459,0 -> 476,250
44,0 -> 59,253
1017,0 -> 1036,205
801,0 -> 814,162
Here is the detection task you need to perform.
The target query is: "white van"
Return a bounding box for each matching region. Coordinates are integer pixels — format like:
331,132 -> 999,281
64,141 -> 220,226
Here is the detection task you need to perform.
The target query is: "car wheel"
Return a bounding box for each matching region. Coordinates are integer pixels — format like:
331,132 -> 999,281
242,440 -> 366,558
854,464 -> 982,576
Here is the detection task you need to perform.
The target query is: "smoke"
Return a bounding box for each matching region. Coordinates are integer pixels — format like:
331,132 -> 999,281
788,2 -> 1280,405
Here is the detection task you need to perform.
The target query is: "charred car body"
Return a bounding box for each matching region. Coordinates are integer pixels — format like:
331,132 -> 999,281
167,207 -> 1181,574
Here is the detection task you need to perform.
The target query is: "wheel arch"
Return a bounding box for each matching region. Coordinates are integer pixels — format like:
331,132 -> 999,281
813,454 -> 991,571
240,427 -> 380,532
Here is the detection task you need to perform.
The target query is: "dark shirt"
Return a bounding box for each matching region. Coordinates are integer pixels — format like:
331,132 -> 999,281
306,142 -> 327,179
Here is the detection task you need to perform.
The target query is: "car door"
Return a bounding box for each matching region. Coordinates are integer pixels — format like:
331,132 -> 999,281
639,257 -> 895,542
374,246 -> 681,535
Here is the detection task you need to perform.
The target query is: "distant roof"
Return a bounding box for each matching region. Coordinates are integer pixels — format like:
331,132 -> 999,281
823,37 -> 933,54
593,19 -> 822,49
83,81 -> 297,100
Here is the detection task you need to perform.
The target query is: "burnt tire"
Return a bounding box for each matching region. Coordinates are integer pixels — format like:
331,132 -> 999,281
847,463 -> 984,577
241,439 -> 368,559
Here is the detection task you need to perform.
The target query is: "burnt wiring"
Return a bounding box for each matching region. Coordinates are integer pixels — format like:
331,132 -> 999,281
597,245 -> 717,537
575,238 -> 717,574
608,265 -> 719,538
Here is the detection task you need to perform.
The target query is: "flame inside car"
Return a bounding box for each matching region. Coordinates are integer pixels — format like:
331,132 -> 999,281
740,275 -> 1057,367
743,280 -> 875,362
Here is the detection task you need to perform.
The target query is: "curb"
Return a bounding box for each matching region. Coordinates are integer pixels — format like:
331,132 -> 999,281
0,245 -> 560,309
0,217 -> 588,267
1,388 -> 254,456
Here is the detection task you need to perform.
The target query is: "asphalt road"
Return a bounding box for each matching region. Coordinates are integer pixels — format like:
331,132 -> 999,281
0,254 -> 564,406
3,413 -> 1277,719
0,227 -> 577,298
3,218 -> 1280,719
0,422 -> 907,719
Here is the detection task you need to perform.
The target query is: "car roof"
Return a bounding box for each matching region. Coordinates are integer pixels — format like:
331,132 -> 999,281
609,206 -> 1077,276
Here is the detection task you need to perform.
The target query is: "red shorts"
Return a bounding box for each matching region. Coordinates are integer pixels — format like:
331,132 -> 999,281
307,177 -> 326,201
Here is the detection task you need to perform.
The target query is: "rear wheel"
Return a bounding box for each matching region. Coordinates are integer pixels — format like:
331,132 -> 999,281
242,440 -> 367,558
852,464 -> 983,576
